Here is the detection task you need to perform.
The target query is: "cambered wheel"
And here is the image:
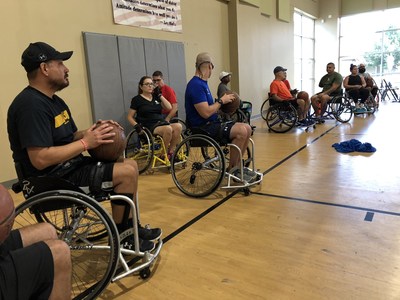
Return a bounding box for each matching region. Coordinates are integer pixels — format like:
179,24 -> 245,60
260,99 -> 269,121
171,134 -> 225,197
14,191 -> 119,299
331,96 -> 353,123
125,127 -> 154,174
266,103 -> 297,133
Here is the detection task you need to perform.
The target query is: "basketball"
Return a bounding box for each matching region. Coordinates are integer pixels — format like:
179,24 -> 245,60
297,91 -> 309,101
0,184 -> 15,243
221,91 -> 241,115
88,121 -> 127,162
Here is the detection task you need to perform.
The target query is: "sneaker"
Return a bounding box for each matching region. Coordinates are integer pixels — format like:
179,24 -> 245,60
355,107 -> 365,114
231,169 -> 254,183
243,167 -> 257,179
120,232 -> 155,252
138,224 -> 162,241
315,117 -> 325,124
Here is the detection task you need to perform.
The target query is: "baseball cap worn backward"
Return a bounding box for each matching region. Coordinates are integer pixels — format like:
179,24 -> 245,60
196,52 -> 213,68
219,71 -> 232,80
21,42 -> 73,72
273,66 -> 287,74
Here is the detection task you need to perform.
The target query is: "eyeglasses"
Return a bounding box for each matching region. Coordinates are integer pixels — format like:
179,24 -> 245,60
142,82 -> 154,87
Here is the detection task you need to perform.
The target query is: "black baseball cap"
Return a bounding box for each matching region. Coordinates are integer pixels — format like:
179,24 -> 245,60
273,66 -> 287,74
21,42 -> 73,72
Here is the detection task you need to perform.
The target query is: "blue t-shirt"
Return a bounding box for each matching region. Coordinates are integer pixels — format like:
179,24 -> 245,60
185,76 -> 218,127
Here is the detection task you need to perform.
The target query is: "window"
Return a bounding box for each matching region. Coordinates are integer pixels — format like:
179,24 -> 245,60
339,8 -> 400,88
294,11 -> 315,94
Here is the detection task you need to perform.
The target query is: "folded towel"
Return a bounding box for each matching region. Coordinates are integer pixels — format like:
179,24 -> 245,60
332,139 -> 376,153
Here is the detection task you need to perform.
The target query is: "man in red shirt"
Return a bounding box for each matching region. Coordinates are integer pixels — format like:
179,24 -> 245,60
269,66 -> 312,125
152,71 -> 178,122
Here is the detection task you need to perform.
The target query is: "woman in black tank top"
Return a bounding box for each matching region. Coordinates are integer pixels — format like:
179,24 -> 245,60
343,64 -> 369,108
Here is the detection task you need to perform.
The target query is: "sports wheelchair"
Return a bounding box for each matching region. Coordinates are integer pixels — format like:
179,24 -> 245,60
124,120 -> 186,174
261,93 -> 353,133
12,163 -> 162,299
170,124 -> 263,198
309,92 -> 354,123
345,90 -> 377,115
260,98 -> 315,133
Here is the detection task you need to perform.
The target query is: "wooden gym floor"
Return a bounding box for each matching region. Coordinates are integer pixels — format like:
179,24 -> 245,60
10,100 -> 400,299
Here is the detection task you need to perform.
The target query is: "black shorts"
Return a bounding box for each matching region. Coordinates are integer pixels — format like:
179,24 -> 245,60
0,230 -> 54,300
200,121 -> 234,145
270,99 -> 299,108
63,158 -> 114,194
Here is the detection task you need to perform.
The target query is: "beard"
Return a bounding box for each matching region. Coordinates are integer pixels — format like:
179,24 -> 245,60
49,76 -> 69,92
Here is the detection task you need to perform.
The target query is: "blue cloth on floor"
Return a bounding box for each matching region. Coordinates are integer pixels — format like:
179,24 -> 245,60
332,139 -> 376,153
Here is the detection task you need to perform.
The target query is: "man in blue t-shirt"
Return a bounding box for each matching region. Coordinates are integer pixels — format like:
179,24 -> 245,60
185,52 -> 255,181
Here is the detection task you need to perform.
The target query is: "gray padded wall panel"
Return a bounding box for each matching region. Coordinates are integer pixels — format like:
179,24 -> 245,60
82,32 -> 126,127
166,41 -> 186,120
117,36 -> 146,133
144,39 -> 169,83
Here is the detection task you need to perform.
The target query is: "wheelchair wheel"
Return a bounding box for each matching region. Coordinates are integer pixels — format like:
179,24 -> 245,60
331,96 -> 353,123
231,109 -> 250,124
14,191 -> 119,300
266,102 -> 297,133
125,127 -> 154,174
171,134 -> 225,197
260,99 -> 269,121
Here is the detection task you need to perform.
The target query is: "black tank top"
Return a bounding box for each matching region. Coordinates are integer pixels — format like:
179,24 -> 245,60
348,75 -> 362,86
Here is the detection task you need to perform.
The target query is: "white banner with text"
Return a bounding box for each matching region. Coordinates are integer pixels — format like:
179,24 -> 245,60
112,0 -> 182,33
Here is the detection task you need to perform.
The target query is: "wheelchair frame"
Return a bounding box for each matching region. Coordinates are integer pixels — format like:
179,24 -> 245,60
12,176 -> 162,299
170,128 -> 263,198
124,121 -> 187,174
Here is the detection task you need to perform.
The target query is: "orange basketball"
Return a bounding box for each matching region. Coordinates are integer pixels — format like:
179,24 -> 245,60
88,121 -> 127,162
0,184 -> 15,243
221,91 -> 241,115
297,91 -> 309,101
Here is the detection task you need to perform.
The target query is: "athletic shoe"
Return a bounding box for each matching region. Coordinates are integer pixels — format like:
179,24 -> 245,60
138,225 -> 162,241
120,233 -> 155,252
315,118 -> 325,124
231,169 -> 254,183
243,167 -> 257,178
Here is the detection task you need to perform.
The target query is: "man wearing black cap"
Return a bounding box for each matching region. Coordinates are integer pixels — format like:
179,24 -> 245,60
7,42 -> 161,253
270,66 -> 312,125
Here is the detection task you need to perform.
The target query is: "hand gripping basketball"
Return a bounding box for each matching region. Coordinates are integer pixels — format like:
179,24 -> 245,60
88,121 -> 127,162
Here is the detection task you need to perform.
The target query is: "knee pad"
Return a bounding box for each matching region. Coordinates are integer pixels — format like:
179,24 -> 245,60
89,162 -> 106,195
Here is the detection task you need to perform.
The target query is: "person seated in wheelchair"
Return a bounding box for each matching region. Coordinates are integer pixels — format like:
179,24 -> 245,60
0,184 -> 72,300
343,64 -> 370,113
310,62 -> 343,123
358,63 -> 378,102
185,52 -> 256,182
7,42 -> 161,253
127,76 -> 183,161
152,70 -> 178,122
269,66 -> 313,126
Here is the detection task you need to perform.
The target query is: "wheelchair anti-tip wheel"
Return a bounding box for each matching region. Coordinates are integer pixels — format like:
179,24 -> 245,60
125,127 -> 154,174
13,191 -> 119,300
171,134 -> 225,197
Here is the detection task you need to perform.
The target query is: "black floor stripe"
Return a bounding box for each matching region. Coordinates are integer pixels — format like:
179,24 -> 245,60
252,191 -> 400,217
162,189 -> 241,244
163,123 -> 342,244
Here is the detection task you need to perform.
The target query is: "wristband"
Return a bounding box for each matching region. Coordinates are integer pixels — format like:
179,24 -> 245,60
80,139 -> 88,152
